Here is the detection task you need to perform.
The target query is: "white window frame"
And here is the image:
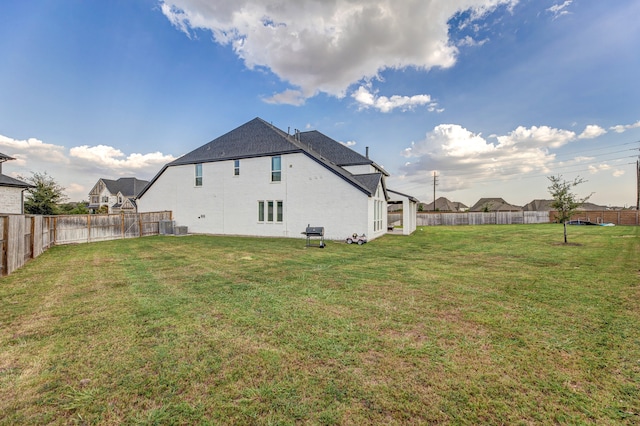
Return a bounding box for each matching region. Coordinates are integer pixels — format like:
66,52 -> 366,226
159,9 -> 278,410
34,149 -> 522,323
271,156 -> 281,182
258,200 -> 283,223
234,159 -> 240,176
195,163 -> 203,187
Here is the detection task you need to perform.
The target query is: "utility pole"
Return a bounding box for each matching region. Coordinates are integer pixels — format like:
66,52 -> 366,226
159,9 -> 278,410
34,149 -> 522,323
636,158 -> 639,210
433,171 -> 438,211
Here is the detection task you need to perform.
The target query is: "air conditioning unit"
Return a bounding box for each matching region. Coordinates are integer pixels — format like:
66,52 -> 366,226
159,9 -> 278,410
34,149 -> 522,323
159,220 -> 175,235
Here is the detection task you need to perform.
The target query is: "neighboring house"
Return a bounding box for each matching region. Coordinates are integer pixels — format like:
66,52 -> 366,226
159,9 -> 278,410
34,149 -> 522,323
387,189 -> 418,235
523,199 -> 610,211
137,117 -> 407,241
522,199 -> 555,211
88,177 -> 149,214
0,152 -> 33,214
420,197 -> 468,212
469,197 -> 522,212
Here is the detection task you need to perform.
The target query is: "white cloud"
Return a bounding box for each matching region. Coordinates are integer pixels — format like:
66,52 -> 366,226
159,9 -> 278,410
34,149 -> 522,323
588,164 -> 611,174
70,145 -> 175,171
612,170 -> 625,177
457,35 -> 489,47
160,0 -> 518,102
352,85 -> 435,113
400,123 -> 584,192
578,124 -> 607,139
496,125 -> 576,149
609,120 -> 640,133
340,140 -> 357,147
263,89 -> 306,106
0,134 -> 68,164
1,133 -> 175,201
547,1 -> 573,19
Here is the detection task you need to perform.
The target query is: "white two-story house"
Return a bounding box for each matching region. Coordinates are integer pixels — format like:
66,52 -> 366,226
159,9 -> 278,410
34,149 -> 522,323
136,117 -> 394,241
88,177 -> 149,214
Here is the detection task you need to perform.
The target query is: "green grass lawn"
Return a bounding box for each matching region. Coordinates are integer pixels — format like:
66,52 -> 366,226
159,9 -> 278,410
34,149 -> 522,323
1,224 -> 639,425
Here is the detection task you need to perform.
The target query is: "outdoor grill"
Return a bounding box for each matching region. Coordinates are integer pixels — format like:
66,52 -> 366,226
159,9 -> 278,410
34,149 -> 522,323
302,225 -> 325,248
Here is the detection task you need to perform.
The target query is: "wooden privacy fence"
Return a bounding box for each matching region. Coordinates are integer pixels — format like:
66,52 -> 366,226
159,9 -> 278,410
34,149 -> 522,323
0,211 -> 172,277
389,211 -> 553,226
388,210 -> 640,227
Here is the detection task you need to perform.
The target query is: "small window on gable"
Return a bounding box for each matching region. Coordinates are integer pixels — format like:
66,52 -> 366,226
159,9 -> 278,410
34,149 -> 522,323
271,156 -> 281,182
195,163 -> 203,186
234,160 -> 240,176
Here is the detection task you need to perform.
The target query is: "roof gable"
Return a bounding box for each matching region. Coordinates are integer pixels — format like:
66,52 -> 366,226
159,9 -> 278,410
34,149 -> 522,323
170,118 -> 298,166
138,118 -> 387,198
100,178 -> 149,197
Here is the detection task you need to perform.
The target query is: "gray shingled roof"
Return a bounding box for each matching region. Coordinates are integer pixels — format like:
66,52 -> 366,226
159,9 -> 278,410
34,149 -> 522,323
469,197 -> 522,212
0,152 -> 16,162
139,118 -> 387,198
170,118 -> 299,166
297,130 -> 371,166
388,189 -> 420,203
0,174 -> 33,188
102,178 -> 149,198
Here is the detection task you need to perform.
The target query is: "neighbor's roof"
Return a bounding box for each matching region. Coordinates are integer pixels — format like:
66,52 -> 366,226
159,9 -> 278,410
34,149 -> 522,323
101,177 -> 149,198
421,197 -> 465,212
0,173 -> 33,188
522,199 -> 555,211
139,117 -> 387,198
469,197 -> 522,212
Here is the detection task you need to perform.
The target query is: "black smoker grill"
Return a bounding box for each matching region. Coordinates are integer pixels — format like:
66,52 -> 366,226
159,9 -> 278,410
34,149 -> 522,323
302,225 -> 325,248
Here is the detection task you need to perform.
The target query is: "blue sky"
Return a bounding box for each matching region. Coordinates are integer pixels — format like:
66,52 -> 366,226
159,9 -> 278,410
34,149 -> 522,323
1,0 -> 639,207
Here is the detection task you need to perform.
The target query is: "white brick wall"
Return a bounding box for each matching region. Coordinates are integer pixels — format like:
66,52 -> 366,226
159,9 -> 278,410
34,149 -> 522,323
138,153 -> 388,241
0,186 -> 25,214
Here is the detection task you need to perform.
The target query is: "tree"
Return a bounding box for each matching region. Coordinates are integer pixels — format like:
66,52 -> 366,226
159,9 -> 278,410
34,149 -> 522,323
58,201 -> 90,215
547,175 -> 593,243
20,172 -> 68,215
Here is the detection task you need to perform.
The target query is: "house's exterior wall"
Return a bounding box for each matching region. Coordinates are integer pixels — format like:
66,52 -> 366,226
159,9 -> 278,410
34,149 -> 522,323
402,199 -> 417,235
138,153 -> 382,241
0,186 -> 25,214
342,164 -> 377,175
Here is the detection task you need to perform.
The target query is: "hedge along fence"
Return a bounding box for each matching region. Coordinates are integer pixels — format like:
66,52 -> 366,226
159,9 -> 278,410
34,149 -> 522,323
0,211 -> 172,277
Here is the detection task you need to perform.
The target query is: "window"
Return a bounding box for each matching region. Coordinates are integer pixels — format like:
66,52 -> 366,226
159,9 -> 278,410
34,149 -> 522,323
277,201 -> 283,222
271,156 -> 281,182
102,196 -> 109,203
267,201 -> 274,222
258,200 -> 283,223
258,201 -> 265,222
195,163 -> 202,186
234,160 -> 240,176
374,199 -> 383,232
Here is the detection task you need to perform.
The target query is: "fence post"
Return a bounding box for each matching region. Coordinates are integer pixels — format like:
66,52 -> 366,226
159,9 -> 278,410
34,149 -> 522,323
121,212 -> 125,239
139,213 -> 143,237
30,216 -> 35,259
87,214 -> 91,243
1,217 -> 7,276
